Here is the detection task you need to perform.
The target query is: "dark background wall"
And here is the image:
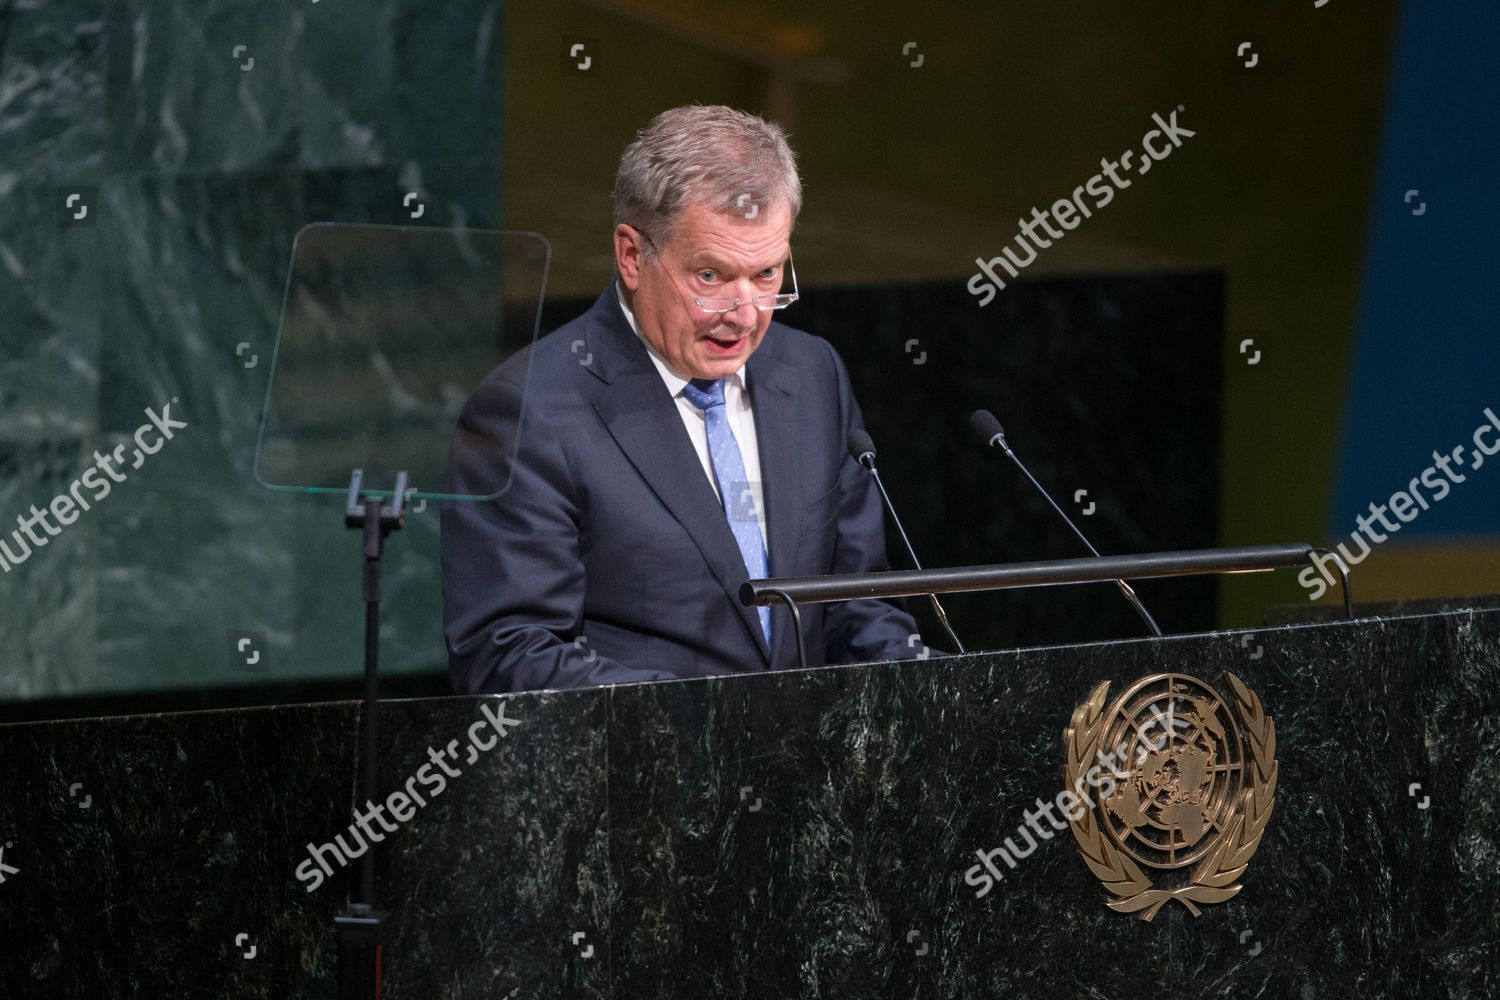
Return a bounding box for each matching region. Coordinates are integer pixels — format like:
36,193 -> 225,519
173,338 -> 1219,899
1,0 -> 1496,710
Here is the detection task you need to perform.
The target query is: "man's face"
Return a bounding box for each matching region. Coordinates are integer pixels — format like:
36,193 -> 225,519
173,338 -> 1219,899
614,198 -> 793,381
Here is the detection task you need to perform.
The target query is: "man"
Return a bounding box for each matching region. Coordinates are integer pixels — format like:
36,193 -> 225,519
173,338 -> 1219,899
442,105 -> 922,693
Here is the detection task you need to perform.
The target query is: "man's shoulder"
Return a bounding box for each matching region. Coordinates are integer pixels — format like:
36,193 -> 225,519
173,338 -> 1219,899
763,317 -> 824,353
472,287 -> 621,394
759,317 -> 846,384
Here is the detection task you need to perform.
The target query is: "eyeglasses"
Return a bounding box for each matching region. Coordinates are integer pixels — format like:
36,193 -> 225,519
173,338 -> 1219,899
635,227 -> 799,313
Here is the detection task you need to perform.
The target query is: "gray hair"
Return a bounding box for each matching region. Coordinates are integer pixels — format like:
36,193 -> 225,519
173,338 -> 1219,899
613,105 -> 802,259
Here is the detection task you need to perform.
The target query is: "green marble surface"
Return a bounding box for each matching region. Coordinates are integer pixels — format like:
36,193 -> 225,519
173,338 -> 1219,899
0,0 -> 504,699
1,608 -> 1496,997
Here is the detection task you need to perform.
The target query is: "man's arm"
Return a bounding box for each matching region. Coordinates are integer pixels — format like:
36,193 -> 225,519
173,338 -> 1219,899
817,341 -> 927,664
441,370 -> 671,692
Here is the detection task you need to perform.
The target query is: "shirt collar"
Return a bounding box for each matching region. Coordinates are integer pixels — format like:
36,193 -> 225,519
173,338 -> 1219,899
615,280 -> 748,396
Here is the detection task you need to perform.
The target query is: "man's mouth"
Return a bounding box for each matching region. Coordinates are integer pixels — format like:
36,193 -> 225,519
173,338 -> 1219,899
702,332 -> 746,355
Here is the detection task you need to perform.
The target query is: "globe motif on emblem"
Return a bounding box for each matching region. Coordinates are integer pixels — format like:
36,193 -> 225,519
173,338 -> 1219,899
1098,673 -> 1247,869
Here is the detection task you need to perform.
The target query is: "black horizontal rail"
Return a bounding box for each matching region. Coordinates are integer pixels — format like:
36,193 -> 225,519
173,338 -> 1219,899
742,544 -> 1352,667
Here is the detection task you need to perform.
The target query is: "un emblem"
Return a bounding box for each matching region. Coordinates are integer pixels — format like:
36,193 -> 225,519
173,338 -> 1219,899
1063,672 -> 1278,920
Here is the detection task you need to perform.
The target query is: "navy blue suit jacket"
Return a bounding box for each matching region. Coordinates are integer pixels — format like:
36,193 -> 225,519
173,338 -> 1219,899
442,284 -> 922,693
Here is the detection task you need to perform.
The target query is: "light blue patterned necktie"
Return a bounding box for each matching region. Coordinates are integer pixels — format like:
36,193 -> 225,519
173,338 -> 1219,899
680,377 -> 772,650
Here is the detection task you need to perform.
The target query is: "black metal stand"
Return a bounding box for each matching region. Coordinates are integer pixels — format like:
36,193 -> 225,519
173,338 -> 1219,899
333,468 -> 409,1000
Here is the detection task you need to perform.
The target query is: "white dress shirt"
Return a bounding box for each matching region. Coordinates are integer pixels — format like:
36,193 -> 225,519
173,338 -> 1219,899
615,282 -> 770,551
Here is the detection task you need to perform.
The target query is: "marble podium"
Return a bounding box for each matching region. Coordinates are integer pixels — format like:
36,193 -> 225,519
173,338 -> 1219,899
2,606 -> 1497,999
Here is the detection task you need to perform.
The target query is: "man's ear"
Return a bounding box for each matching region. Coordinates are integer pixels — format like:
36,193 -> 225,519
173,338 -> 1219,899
613,224 -> 644,292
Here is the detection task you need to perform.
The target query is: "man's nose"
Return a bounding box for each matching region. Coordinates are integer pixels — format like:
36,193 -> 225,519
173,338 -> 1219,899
723,299 -> 758,329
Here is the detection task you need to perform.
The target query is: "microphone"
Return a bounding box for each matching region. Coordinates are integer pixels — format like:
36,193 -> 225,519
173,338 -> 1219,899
968,409 -> 1163,637
848,429 -> 965,654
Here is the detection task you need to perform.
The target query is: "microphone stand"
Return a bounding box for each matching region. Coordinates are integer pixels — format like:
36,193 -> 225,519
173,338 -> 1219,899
984,430 -> 1163,637
857,453 -> 965,654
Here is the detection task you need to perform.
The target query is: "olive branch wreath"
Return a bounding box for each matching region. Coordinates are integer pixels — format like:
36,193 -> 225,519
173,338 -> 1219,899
1062,673 -> 1277,921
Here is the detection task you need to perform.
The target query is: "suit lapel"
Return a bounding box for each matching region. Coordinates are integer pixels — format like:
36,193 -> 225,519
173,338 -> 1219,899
746,335 -> 805,666
584,290 -> 772,663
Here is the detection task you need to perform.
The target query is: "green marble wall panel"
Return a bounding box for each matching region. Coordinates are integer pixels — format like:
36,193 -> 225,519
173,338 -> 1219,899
1,0 -> 504,699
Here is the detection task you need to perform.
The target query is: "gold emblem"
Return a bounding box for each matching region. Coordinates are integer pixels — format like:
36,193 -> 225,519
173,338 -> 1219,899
1062,672 -> 1277,920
